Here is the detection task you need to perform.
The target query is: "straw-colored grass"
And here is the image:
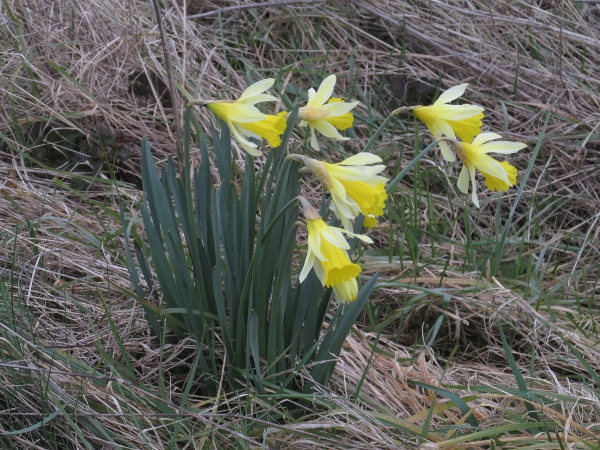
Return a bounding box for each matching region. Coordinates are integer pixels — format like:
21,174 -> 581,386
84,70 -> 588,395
1,0 -> 599,448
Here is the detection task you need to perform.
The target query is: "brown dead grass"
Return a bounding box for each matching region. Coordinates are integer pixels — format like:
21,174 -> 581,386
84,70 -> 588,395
1,0 -> 599,448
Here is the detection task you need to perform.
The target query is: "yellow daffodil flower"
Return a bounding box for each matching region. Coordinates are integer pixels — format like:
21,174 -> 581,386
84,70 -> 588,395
452,132 -> 526,207
412,83 -> 484,162
299,199 -> 372,303
298,75 -> 359,151
290,153 -> 388,230
204,78 -> 286,156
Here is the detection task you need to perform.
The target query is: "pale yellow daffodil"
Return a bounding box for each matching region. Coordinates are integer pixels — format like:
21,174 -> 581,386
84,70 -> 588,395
299,200 -> 372,303
452,132 -> 526,207
290,153 -> 388,231
298,75 -> 359,151
412,83 -> 484,162
205,78 -> 286,156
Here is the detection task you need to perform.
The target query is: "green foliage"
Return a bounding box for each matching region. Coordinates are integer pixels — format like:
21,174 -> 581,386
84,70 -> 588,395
122,108 -> 377,396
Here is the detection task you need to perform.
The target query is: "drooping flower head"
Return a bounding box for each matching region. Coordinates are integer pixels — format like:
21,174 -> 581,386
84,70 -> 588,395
299,198 -> 372,303
298,75 -> 359,151
411,83 -> 484,162
204,78 -> 286,156
290,153 -> 388,231
451,132 -> 526,207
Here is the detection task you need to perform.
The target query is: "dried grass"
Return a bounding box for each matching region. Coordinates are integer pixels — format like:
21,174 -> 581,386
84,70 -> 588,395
1,0 -> 599,448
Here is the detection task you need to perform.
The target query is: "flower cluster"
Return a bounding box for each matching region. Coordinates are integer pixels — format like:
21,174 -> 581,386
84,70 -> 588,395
202,75 -> 358,156
407,83 -> 526,207
292,152 -> 388,303
196,75 -> 526,302
199,75 -> 372,303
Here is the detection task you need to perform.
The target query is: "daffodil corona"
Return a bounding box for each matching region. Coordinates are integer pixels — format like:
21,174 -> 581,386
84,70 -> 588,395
412,84 -> 484,162
204,78 -> 286,156
452,132 -> 526,207
298,75 -> 359,151
290,153 -> 388,231
299,200 -> 372,303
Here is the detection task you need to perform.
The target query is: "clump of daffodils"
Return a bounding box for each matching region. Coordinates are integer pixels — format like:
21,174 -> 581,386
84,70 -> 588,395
202,78 -> 286,156
298,75 -> 359,151
298,198 -> 372,303
400,82 -> 525,207
291,152 -> 388,303
194,74 -> 528,306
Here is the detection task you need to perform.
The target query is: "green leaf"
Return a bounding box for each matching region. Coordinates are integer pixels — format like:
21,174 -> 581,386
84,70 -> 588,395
309,274 -> 379,388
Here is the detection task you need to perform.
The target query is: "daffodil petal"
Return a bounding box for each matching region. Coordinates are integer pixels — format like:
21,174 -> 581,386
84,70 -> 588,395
309,125 -> 320,150
340,229 -> 374,244
329,179 -> 358,218
308,231 -> 325,261
431,104 -> 485,121
363,215 -> 377,229
238,94 -> 279,104
424,125 -> 456,161
330,203 -> 354,232
480,141 -> 527,154
322,228 -> 351,249
447,113 -> 484,143
238,78 -> 275,102
457,164 -> 470,193
472,132 -> 502,146
321,100 -> 359,116
431,118 -> 456,140
312,119 -> 349,141
230,123 -> 261,156
312,256 -> 326,284
438,141 -> 457,162
434,83 -> 469,105
471,153 -> 509,183
309,74 -> 336,107
340,153 -> 382,165
326,164 -> 387,182
299,251 -> 315,282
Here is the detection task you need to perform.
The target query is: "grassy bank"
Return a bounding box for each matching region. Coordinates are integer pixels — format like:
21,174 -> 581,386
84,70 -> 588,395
0,0 -> 599,448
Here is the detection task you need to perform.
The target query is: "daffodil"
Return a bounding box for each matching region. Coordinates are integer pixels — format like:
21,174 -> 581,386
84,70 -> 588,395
298,75 -> 359,151
204,78 -> 286,156
290,153 -> 388,231
452,132 -> 526,207
299,199 -> 372,303
412,83 -> 484,162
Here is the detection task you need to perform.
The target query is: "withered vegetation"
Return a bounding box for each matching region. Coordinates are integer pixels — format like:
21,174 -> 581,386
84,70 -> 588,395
0,0 -> 599,448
